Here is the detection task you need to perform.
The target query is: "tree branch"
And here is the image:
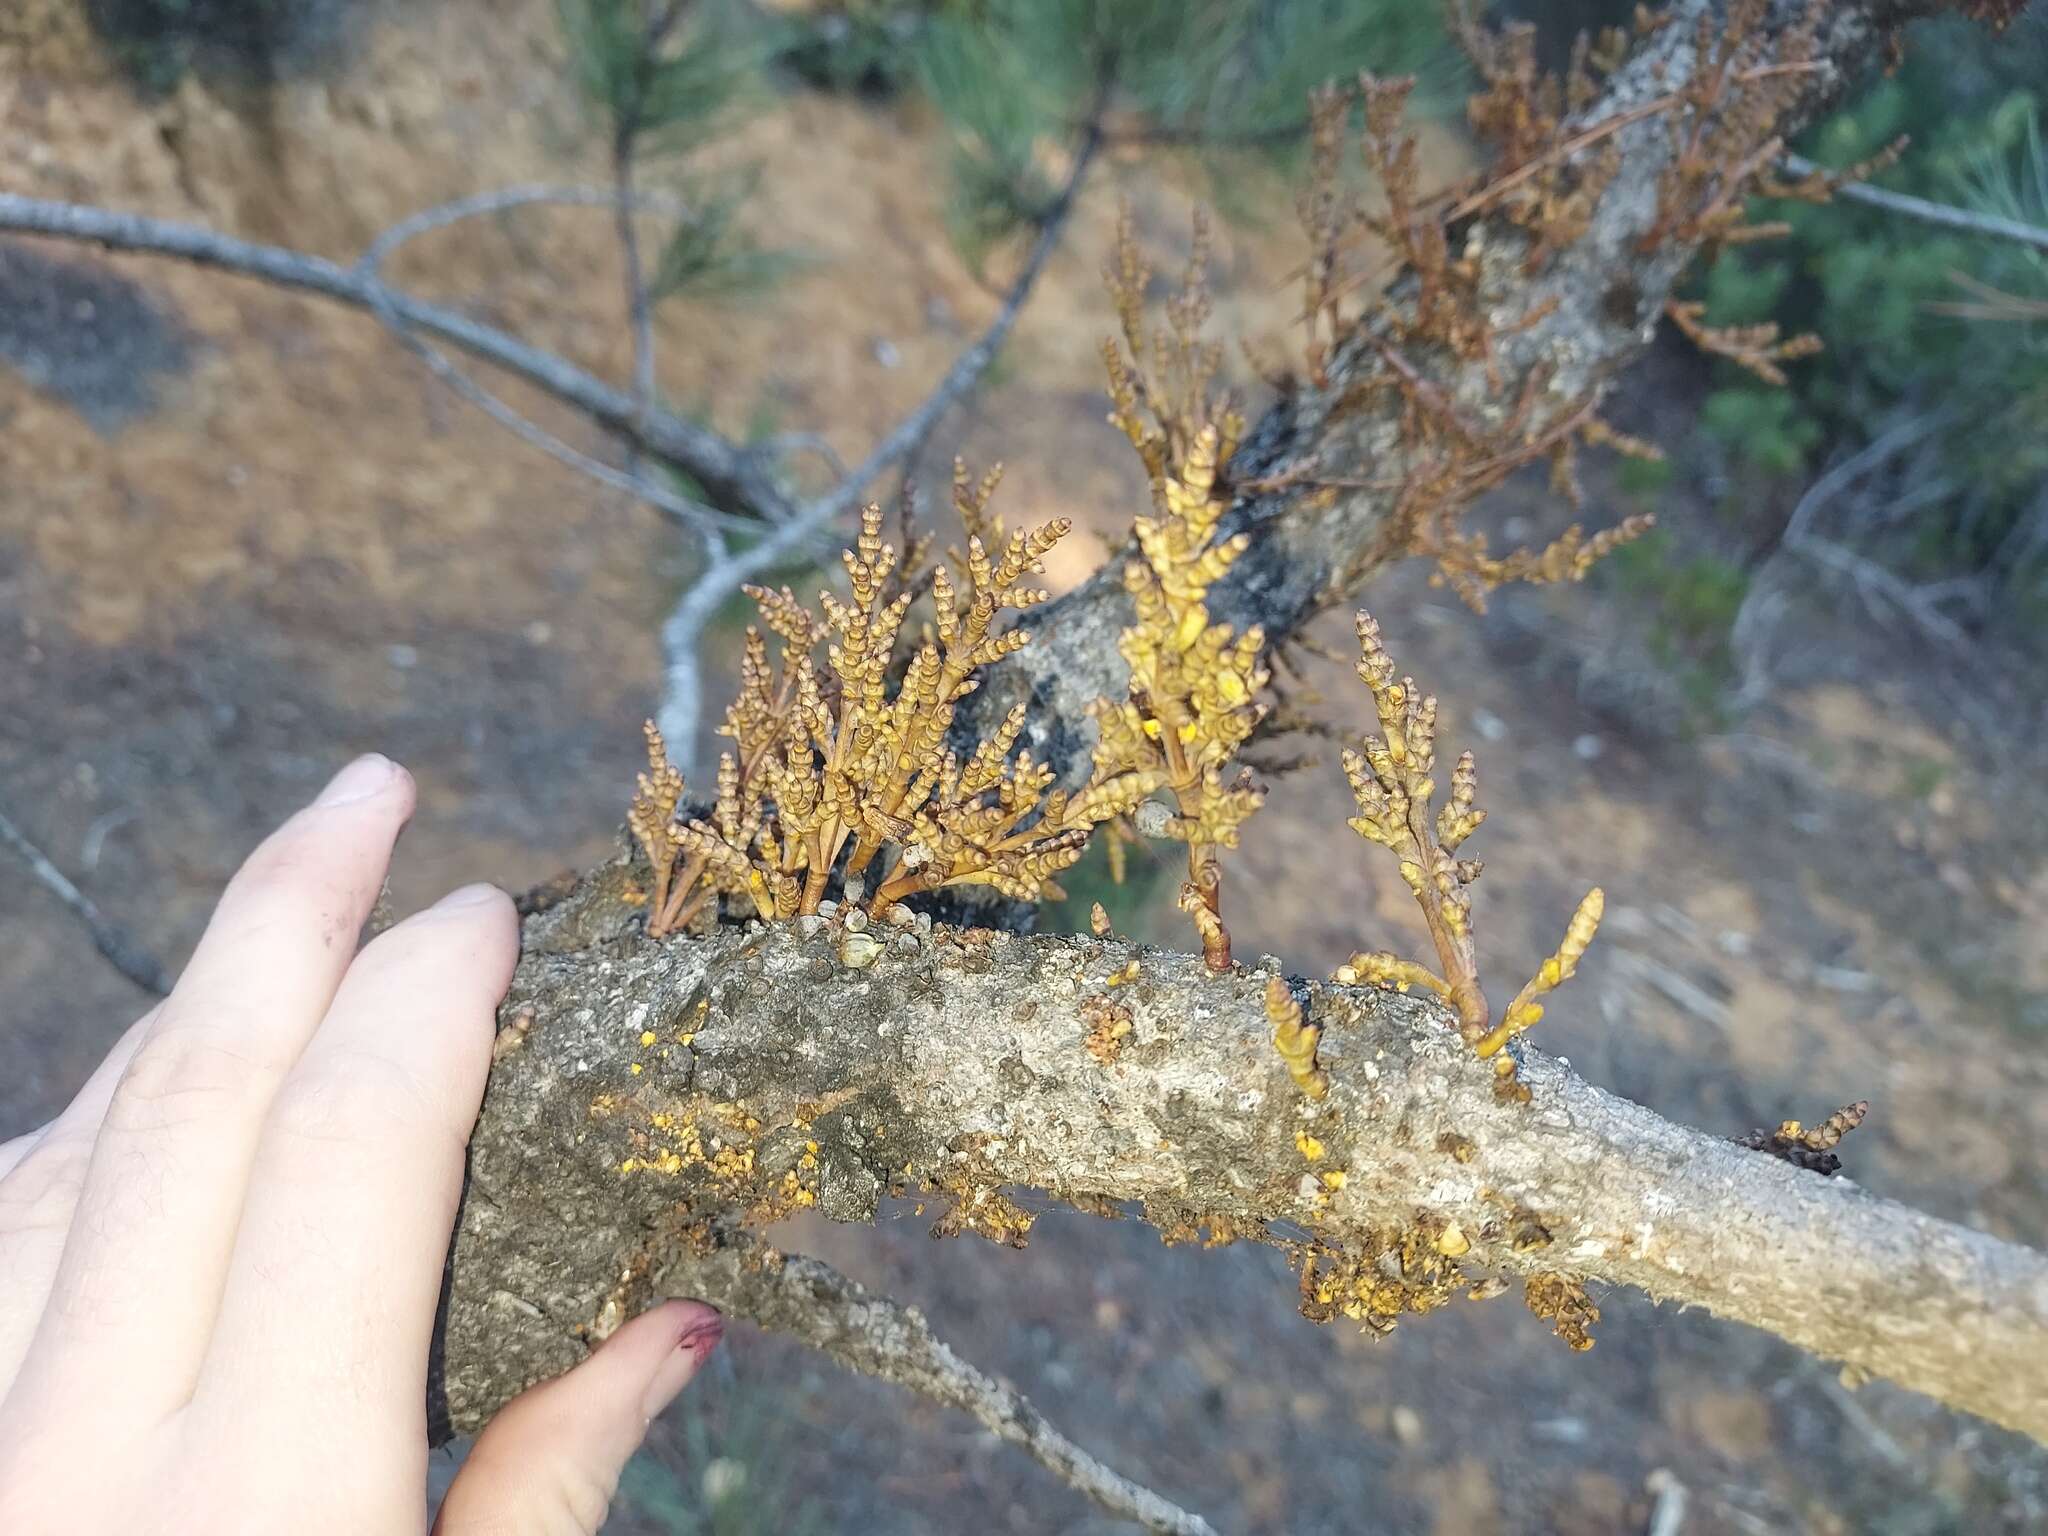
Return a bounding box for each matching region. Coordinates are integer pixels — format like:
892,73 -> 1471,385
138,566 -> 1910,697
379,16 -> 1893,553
0,194 -> 801,524
666,1229 -> 1216,1535
358,184 -> 699,273
951,0 -> 1934,788
613,0 -> 688,448
340,189 -> 755,538
436,884 -> 2048,1450
10,0 -> 2032,1510
0,803 -> 171,997
1779,149 -> 2048,255
422,0 -> 2048,1499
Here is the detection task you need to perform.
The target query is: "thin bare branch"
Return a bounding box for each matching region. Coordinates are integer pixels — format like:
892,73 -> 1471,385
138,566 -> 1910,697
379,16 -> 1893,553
611,3 -> 678,443
356,291 -> 742,534
749,431 -> 846,483
352,203 -> 747,538
1731,413 -> 1970,708
655,479 -> 847,764
0,803 -> 171,997
0,194 -> 801,524
665,1231 -> 1216,1535
1779,150 -> 2048,255
815,104 -> 1109,523
615,152 -> 660,438
359,184 -> 698,275
1927,266 -> 2048,322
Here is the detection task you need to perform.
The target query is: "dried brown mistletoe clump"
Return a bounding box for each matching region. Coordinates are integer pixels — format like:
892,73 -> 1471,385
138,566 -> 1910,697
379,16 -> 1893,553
1450,0 -> 1632,267
1738,1100 -> 1870,1177
1638,0 -> 1825,255
1292,66 -> 1657,613
1524,1271 -> 1602,1351
1332,611 -> 1604,1101
629,495 -> 1161,932
1295,1228 -> 1472,1337
1663,297 -> 1822,387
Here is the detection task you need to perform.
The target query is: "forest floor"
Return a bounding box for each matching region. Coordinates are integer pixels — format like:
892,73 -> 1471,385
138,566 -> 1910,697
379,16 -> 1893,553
4,4 -> 2047,1533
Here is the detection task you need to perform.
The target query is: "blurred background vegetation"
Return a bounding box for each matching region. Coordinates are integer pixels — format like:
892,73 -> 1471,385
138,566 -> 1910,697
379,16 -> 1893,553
1693,12 -> 2048,609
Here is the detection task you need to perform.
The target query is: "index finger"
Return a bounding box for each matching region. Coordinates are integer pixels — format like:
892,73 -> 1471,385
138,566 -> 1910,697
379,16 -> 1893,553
4,755 -> 415,1433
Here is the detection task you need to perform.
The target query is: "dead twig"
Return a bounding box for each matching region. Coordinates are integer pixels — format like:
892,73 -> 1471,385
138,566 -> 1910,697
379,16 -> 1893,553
660,1231 -> 1217,1536
353,219 -> 747,539
812,94 -> 1110,524
611,2 -> 696,450
1730,413 -> 1964,708
1778,150 -> 2048,256
1645,1469 -> 1690,1536
358,184 -> 699,275
0,803 -> 172,997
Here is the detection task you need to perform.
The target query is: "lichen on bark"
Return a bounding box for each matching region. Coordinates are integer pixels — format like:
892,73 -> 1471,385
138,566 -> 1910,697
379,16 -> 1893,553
436,852 -> 2048,1447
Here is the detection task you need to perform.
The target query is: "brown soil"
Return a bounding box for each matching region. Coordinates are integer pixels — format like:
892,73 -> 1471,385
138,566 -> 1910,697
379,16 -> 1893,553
5,5 -> 2046,1533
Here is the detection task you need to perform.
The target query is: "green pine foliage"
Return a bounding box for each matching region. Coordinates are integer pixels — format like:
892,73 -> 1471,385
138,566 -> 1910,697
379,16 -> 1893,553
912,0 -> 1457,265
775,2 -> 928,98
558,0 -> 759,156
557,0 -> 791,300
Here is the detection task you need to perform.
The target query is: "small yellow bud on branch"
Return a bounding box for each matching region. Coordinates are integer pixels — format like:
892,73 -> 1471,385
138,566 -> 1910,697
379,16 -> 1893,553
1266,976 -> 1328,1100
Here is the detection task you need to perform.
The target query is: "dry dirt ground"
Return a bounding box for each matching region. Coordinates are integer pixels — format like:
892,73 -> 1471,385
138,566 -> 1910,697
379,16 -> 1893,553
4,4 -> 2047,1533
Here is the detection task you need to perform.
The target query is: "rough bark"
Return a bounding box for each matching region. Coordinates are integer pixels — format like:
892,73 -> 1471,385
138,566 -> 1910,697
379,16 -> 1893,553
439,869 -> 2048,1446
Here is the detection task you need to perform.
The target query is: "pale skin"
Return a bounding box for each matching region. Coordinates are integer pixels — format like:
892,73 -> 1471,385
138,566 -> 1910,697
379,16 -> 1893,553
0,754 -> 721,1536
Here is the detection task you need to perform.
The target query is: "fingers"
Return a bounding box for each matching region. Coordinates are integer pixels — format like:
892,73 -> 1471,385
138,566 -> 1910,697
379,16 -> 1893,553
7,755 -> 414,1429
0,1011 -> 154,1383
434,1302 -> 724,1536
195,884 -> 516,1448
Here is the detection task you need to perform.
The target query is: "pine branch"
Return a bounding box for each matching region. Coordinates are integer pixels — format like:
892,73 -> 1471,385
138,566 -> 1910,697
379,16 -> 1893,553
8,0 -> 2032,1511
610,0 -> 694,444
1779,149 -> 2048,255
342,184 -> 753,535
814,97 -> 1111,524
943,0 -> 1947,799
359,183 -> 700,268
0,194 -> 801,525
439,889 -> 2048,1447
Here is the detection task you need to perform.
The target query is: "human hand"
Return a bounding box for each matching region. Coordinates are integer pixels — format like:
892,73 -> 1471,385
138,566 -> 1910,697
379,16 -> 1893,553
0,755 -> 722,1535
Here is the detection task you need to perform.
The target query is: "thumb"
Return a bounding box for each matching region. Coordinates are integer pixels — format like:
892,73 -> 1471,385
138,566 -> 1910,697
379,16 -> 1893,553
433,1300 -> 724,1536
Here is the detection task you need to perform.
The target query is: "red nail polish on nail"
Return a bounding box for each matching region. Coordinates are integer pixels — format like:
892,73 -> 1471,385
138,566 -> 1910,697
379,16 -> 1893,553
676,1317 -> 724,1359
642,1311 -> 724,1418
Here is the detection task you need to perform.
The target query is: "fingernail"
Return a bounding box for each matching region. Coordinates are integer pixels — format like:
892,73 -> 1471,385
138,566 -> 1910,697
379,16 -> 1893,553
677,1316 -> 724,1357
433,882 -> 506,912
317,754 -> 399,807
640,1310 -> 723,1420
